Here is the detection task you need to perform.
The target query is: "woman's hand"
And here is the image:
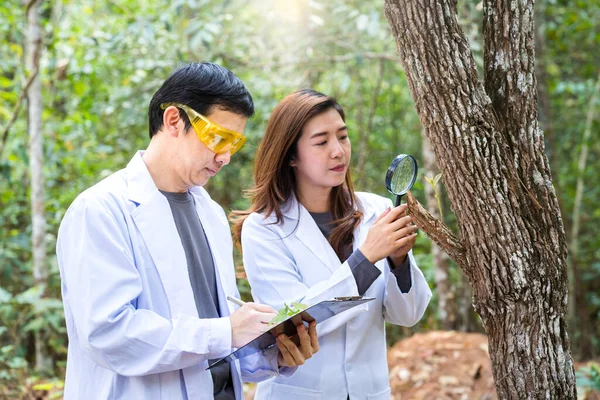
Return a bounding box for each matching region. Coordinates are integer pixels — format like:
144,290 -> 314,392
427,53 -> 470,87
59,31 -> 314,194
359,204 -> 418,264
388,223 -> 418,267
276,321 -> 319,367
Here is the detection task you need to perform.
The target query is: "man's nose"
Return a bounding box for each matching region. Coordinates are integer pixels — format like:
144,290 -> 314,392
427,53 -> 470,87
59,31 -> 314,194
216,150 -> 231,166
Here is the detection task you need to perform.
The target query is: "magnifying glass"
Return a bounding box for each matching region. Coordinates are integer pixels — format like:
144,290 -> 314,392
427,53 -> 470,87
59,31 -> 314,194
385,154 -> 418,206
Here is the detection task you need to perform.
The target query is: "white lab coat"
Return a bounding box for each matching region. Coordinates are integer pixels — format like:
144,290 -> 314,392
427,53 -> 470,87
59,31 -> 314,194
241,192 -> 432,400
56,152 -> 287,400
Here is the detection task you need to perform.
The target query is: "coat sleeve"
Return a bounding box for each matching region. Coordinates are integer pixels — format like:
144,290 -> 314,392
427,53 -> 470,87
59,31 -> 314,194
381,251 -> 432,326
241,214 -> 368,338
375,196 -> 432,326
238,346 -> 297,382
57,197 -> 232,377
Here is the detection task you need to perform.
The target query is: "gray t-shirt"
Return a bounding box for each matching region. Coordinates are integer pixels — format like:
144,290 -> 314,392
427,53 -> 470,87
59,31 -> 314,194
309,211 -> 412,294
160,190 -> 235,400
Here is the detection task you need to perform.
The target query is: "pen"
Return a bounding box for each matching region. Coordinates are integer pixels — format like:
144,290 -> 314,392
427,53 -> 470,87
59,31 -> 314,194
226,295 -> 246,307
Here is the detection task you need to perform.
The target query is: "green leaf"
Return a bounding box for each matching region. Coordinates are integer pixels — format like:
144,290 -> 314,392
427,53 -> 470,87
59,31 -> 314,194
7,356 -> 28,369
23,317 -> 45,332
0,76 -> 13,88
0,287 -> 12,303
15,285 -> 44,304
33,383 -> 55,391
267,302 -> 309,327
1,345 -> 14,354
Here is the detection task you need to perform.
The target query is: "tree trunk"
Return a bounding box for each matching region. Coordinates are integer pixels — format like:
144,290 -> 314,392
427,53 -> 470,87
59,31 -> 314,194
356,58 -> 385,187
26,0 -> 50,373
422,136 -> 456,331
457,270 -> 475,332
384,1 -> 576,398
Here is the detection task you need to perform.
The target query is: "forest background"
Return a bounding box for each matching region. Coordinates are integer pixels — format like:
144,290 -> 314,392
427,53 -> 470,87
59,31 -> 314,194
0,0 -> 598,398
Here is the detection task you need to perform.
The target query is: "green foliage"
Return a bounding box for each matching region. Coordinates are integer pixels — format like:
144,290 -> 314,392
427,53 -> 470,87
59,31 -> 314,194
424,173 -> 443,218
0,0 -> 598,390
0,285 -> 64,395
540,0 -> 600,356
576,362 -> 600,396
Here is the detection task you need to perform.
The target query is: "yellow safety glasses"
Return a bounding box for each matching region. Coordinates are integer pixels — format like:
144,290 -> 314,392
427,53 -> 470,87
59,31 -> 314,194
160,102 -> 246,155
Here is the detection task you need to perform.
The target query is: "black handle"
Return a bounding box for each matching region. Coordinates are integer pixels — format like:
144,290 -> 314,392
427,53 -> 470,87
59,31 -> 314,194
395,194 -> 403,207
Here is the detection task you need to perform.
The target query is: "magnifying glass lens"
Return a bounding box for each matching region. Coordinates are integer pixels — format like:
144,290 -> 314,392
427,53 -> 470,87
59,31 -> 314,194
385,154 -> 418,206
392,159 -> 416,193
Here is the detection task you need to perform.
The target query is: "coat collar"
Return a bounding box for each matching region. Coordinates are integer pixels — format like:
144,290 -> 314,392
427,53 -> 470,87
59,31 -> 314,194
125,151 -> 236,318
279,193 -> 376,272
126,151 -> 161,206
280,192 -> 376,221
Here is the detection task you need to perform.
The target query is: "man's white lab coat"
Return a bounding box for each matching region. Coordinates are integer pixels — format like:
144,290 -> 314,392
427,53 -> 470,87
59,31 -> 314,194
57,152 -> 285,399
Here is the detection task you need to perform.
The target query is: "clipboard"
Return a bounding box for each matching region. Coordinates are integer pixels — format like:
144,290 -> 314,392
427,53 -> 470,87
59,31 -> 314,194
207,296 -> 374,370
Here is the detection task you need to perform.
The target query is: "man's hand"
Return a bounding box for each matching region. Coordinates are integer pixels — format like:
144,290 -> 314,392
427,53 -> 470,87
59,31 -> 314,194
276,321 -> 319,367
230,302 -> 277,348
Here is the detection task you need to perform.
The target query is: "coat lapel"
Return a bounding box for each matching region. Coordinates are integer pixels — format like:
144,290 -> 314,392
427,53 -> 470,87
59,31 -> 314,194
353,196 -> 376,254
282,197 -> 341,273
126,152 -> 198,319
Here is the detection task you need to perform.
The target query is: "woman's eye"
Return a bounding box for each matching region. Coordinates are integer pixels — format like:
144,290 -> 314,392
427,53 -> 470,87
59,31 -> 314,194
339,135 -> 348,141
316,141 -> 327,146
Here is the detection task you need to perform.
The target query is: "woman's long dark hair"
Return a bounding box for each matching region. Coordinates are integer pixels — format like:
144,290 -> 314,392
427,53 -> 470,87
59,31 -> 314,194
231,89 -> 362,260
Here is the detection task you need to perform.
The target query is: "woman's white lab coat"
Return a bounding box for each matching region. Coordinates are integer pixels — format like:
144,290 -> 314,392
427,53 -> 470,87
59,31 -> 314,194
241,192 -> 432,400
56,152 -> 285,400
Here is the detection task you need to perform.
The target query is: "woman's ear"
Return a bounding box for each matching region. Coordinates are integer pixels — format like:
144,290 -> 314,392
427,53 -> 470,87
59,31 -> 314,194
289,156 -> 297,167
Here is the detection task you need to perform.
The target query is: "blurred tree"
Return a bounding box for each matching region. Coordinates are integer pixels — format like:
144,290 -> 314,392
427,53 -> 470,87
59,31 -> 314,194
538,0 -> 600,361
24,0 -> 51,374
568,72 -> 600,358
422,137 -> 456,330
384,0 -> 576,398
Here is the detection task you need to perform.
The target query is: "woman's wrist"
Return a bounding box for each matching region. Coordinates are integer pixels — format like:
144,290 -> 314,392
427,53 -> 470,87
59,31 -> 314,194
389,254 -> 407,269
359,246 -> 378,264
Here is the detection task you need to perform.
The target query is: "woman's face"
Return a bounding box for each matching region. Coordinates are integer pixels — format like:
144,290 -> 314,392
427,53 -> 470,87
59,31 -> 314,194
291,107 -> 351,193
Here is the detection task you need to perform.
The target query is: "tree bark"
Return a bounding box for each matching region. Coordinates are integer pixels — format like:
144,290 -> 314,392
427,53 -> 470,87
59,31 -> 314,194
384,1 -> 576,398
25,0 -> 50,373
422,136 -> 456,331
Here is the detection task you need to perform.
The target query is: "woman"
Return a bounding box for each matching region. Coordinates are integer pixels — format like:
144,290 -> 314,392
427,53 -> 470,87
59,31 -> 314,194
232,89 -> 431,400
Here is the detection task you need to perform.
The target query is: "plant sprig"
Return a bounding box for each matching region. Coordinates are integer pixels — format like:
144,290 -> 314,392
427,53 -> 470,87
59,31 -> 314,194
267,302 -> 308,327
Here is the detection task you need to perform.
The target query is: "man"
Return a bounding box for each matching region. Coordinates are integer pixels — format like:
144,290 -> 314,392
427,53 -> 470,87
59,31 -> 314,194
56,62 -> 319,400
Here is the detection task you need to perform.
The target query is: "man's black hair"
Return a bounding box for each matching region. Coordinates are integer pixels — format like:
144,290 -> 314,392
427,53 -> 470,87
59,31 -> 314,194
148,62 -> 254,138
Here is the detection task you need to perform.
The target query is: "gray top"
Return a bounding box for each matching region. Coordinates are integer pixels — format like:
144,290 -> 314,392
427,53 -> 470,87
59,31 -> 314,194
160,190 -> 235,400
310,211 -> 412,294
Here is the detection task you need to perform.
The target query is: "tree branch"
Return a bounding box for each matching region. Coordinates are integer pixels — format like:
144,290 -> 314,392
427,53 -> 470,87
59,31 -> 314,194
406,191 -> 468,269
0,68 -> 40,159
25,0 -> 41,14
1,0 -> 44,159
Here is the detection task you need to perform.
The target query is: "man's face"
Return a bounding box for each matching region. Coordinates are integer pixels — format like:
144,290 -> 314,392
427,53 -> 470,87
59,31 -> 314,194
175,108 -> 247,188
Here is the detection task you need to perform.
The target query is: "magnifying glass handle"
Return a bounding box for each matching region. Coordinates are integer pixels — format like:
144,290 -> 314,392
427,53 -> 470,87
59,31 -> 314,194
395,195 -> 402,207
